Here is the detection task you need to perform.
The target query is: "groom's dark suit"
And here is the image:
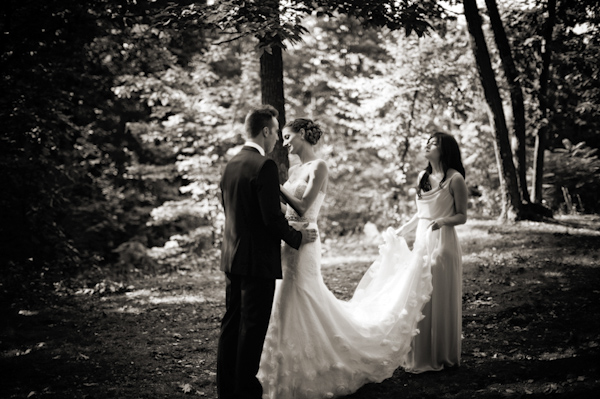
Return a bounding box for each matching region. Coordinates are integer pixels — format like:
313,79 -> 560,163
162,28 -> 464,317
218,146 -> 303,399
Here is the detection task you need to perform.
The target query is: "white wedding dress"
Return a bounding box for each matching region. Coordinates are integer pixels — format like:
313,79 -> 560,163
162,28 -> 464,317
257,179 -> 439,399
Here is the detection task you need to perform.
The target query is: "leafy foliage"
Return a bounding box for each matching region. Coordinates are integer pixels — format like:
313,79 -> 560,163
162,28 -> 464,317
2,0 -> 114,292
197,0 -> 449,52
1,0 -> 212,294
544,139 -> 600,213
504,0 -> 600,150
1,0 -> 599,297
284,14 -> 491,229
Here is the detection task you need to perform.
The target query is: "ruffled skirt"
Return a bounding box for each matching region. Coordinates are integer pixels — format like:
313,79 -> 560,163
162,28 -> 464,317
257,227 -> 435,399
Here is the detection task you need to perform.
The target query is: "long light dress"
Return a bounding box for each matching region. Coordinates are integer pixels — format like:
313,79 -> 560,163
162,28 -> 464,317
257,176 -> 461,398
404,172 -> 463,373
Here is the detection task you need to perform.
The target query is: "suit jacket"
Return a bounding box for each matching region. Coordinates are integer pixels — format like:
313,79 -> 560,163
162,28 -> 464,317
220,146 -> 303,279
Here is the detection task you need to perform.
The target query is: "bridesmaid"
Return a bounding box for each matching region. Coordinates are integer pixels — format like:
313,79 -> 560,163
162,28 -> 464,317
396,132 -> 468,373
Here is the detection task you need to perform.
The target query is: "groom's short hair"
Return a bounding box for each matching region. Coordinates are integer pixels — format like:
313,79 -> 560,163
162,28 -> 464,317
245,105 -> 279,138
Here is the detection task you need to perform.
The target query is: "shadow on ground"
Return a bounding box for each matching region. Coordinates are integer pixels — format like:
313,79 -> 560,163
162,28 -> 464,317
2,218 -> 600,398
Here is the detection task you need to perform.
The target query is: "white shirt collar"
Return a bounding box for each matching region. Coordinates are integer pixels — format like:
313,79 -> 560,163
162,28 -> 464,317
244,141 -> 265,156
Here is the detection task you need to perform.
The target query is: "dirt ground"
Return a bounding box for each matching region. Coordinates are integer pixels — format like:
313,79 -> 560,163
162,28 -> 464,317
1,217 -> 600,398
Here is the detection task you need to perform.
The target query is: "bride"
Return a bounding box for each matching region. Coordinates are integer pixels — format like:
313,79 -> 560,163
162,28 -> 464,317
257,119 -> 467,398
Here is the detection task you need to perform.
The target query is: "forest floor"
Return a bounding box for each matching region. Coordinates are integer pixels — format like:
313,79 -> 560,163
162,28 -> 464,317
2,216 -> 600,399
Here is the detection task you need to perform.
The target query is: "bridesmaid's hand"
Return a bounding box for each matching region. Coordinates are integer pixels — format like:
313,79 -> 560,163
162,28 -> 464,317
429,219 -> 442,231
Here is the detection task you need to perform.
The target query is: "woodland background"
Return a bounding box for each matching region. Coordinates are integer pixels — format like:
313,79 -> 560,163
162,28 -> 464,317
1,0 -> 600,297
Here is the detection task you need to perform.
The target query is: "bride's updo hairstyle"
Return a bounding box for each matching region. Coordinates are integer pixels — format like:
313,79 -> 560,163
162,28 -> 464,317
285,118 -> 323,145
418,132 -> 465,196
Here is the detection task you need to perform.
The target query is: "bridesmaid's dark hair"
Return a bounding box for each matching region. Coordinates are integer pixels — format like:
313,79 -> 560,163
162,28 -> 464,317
418,132 -> 465,195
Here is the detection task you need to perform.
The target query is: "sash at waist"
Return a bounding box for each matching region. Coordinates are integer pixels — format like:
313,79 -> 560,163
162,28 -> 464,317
286,215 -> 313,223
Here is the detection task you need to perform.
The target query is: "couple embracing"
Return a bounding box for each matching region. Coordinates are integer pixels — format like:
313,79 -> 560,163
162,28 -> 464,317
218,105 -> 468,399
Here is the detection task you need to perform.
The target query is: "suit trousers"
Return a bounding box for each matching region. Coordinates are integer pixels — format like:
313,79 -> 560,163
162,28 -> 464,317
217,273 -> 275,399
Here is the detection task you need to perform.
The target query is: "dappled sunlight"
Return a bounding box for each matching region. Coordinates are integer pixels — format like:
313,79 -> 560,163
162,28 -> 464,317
3,0 -> 599,395
538,347 -> 577,361
17,309 -> 39,316
104,305 -> 145,314
543,271 -> 564,278
1,342 -> 46,359
121,288 -> 208,307
560,257 -> 600,268
147,295 -> 206,305
461,253 -> 482,266
96,285 -> 216,314
321,254 -> 378,267
458,219 -> 600,276
99,292 -> 214,316
3,219 -> 599,399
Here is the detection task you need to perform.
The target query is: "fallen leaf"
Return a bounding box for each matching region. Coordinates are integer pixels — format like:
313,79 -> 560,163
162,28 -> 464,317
181,383 -> 192,394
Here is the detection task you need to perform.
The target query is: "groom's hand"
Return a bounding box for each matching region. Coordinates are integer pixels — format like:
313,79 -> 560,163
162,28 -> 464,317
301,223 -> 318,244
301,229 -> 318,244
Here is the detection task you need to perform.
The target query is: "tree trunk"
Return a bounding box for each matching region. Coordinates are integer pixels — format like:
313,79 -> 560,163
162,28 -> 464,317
400,89 -> 419,165
485,0 -> 530,204
531,0 -> 556,203
463,0 -> 522,220
260,38 -> 289,183
256,0 -> 289,183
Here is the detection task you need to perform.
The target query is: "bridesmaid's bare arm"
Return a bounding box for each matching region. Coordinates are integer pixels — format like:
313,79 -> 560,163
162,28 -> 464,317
438,173 -> 468,228
395,170 -> 425,236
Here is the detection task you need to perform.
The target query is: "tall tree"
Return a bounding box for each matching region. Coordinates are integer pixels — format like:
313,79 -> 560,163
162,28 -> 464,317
531,0 -> 557,203
200,0 -> 446,179
463,0 -> 522,220
1,0 -> 113,280
484,0 -> 530,204
0,0 -> 212,287
257,0 -> 291,182
494,0 -> 600,212
201,0 -> 308,181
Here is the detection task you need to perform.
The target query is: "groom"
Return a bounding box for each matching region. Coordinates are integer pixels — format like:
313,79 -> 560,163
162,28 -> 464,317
217,105 -> 317,399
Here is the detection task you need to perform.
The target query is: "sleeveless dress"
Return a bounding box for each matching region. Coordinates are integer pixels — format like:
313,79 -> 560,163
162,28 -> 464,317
404,173 -> 463,373
257,176 -> 461,398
